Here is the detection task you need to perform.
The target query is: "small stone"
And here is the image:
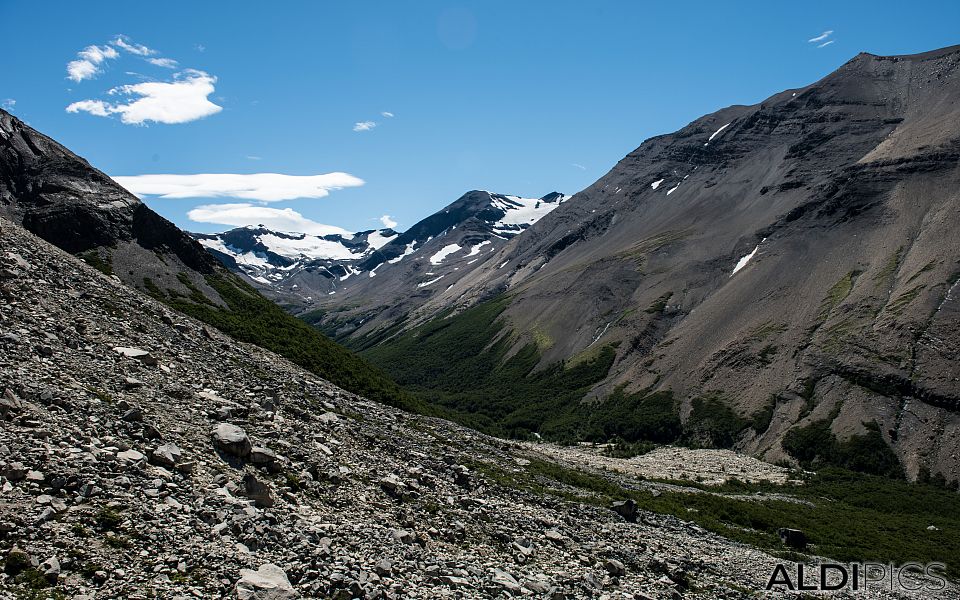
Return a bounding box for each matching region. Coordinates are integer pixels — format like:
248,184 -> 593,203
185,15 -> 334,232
374,559 -> 393,576
117,449 -> 146,463
113,346 -> 159,366
121,407 -> 143,422
41,556 -> 61,583
603,558 -> 626,576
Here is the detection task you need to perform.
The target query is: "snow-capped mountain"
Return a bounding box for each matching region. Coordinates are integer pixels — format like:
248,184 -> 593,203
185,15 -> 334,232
190,226 -> 398,288
191,190 -> 567,307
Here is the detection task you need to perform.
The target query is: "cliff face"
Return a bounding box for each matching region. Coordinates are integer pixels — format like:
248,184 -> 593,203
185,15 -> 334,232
0,109 -> 221,302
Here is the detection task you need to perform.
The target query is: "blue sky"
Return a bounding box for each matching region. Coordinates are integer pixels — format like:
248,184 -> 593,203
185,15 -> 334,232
2,1 -> 958,235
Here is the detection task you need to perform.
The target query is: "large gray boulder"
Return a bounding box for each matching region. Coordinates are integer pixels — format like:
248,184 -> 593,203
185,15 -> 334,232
235,563 -> 298,599
212,423 -> 251,458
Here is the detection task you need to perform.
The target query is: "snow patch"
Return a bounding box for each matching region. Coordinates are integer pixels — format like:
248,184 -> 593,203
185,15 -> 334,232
666,183 -> 681,195
429,243 -> 462,265
706,123 -> 731,145
387,242 -> 417,264
651,179 -> 665,190
730,238 -> 766,276
466,240 -> 492,256
489,194 -> 566,234
366,230 -> 398,250
417,275 -> 445,288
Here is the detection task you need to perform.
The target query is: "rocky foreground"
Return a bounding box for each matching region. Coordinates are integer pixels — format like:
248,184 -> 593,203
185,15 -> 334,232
0,221 -> 952,599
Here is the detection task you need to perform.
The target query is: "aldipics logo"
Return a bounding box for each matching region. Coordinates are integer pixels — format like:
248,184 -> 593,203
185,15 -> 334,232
766,562 -> 947,593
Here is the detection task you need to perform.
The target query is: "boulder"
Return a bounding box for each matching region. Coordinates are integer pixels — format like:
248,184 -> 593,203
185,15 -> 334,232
236,563 -> 298,599
603,558 -> 626,576
249,446 -> 279,470
777,527 -> 807,549
212,423 -> 251,458
112,346 -> 159,366
242,474 -> 274,508
151,443 -> 182,469
611,499 -> 638,522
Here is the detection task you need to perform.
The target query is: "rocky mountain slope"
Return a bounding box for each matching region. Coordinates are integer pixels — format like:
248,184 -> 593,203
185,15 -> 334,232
0,220 -> 872,599
0,109 -> 223,304
318,47 -> 960,481
6,208 -> 960,598
0,108 -> 412,411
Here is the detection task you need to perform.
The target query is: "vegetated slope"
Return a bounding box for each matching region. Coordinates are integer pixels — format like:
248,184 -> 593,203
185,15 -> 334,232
0,108 -> 415,411
354,46 -> 960,482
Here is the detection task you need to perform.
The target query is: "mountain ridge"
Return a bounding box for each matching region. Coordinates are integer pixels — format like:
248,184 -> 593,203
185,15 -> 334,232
312,44 -> 960,481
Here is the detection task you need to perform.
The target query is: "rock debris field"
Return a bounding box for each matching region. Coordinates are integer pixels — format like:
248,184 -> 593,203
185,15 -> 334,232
0,222 -> 953,598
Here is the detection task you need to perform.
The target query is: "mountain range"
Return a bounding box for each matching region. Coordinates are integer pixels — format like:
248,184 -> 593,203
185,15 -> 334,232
217,46 -> 960,482
3,45 -> 960,485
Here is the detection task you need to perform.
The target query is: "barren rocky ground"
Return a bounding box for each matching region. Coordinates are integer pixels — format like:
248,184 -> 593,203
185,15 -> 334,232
0,222 -> 954,598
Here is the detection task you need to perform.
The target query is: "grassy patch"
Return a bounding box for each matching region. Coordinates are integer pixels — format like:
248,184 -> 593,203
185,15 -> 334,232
78,250 -> 113,276
818,271 -> 860,321
645,293 -> 672,314
886,284 -> 925,315
478,457 -> 960,578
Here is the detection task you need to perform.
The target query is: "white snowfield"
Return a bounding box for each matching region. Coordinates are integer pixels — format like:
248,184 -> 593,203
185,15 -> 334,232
259,233 -> 360,261
429,243 -> 463,265
651,179 -> 665,190
489,194 -> 566,233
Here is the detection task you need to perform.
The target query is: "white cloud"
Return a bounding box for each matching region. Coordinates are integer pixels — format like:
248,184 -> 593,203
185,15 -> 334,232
112,172 -> 365,202
67,69 -> 222,125
808,30 -> 833,44
188,203 -> 350,236
571,163 -> 586,171
381,111 -> 394,118
147,57 -> 178,68
67,45 -> 119,82
379,214 -> 398,228
1,99 -> 15,111
817,40 -> 835,48
246,155 -> 262,161
113,36 -> 155,56
353,121 -> 376,132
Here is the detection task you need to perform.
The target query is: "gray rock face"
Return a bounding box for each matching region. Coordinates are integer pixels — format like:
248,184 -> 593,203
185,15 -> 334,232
235,563 -> 297,599
211,423 -> 252,458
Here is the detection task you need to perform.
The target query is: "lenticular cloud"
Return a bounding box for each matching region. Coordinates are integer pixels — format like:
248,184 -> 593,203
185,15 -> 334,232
112,172 -> 366,202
